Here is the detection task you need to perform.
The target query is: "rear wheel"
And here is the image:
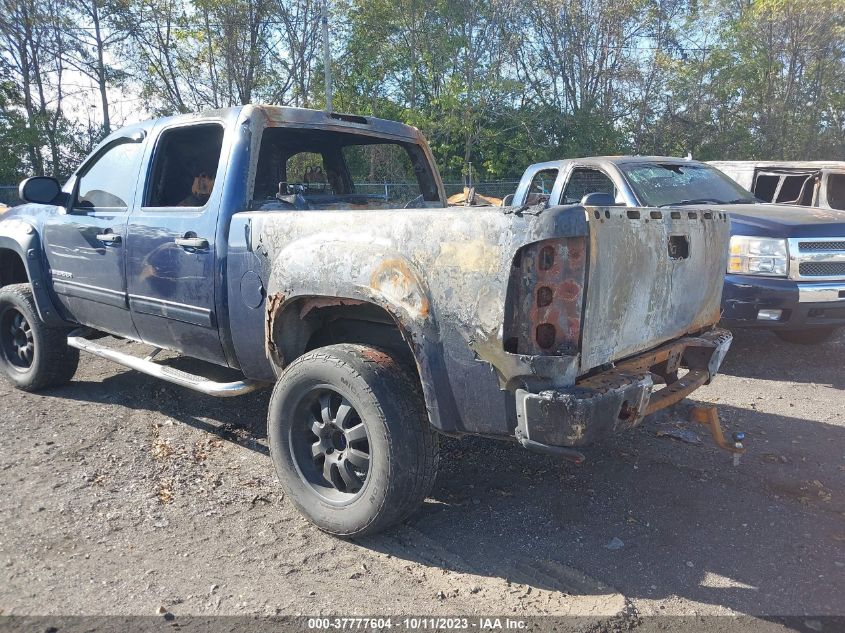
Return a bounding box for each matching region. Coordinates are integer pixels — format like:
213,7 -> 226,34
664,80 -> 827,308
0,283 -> 79,391
774,327 -> 840,345
268,344 -> 439,537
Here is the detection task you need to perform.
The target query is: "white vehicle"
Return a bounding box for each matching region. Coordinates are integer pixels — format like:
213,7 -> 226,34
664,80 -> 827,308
709,161 -> 845,211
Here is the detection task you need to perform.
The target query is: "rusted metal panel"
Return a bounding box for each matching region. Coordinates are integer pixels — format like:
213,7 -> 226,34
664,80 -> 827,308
516,328 -> 731,447
504,237 -> 586,356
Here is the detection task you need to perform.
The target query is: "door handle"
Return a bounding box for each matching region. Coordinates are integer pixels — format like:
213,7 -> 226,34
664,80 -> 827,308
96,233 -> 122,245
174,237 -> 209,250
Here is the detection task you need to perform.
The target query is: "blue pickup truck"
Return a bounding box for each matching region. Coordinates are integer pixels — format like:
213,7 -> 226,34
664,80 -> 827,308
0,107 -> 732,536
511,156 -> 845,344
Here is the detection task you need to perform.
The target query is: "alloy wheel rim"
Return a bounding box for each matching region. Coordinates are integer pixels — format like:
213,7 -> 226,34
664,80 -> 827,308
1,308 -> 34,371
290,387 -> 371,504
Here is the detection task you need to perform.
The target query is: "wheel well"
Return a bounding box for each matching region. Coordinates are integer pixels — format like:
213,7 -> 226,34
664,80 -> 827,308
0,249 -> 28,288
269,297 -> 417,372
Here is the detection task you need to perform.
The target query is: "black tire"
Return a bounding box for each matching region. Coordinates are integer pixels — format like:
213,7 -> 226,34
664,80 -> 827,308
268,344 -> 439,537
0,283 -> 79,391
774,327 -> 840,345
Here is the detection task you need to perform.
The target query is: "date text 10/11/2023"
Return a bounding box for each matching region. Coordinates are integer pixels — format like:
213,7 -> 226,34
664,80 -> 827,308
307,617 -> 528,630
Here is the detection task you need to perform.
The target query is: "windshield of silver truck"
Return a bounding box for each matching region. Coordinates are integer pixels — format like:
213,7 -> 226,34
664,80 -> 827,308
621,162 -> 757,207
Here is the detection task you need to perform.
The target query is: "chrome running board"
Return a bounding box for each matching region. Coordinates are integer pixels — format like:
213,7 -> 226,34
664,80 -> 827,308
67,335 -> 264,397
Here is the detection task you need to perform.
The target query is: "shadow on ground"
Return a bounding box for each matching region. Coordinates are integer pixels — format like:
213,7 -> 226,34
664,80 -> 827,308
719,328 -> 845,388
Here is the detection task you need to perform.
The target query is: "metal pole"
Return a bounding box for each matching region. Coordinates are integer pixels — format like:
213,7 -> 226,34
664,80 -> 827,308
322,0 -> 332,112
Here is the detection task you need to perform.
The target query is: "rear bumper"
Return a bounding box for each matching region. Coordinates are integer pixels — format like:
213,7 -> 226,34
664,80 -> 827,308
721,275 -> 845,330
514,329 -> 732,448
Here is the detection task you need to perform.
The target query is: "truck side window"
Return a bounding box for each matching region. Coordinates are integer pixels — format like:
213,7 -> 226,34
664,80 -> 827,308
525,169 -> 558,205
145,123 -> 224,208
753,174 -> 779,201
341,144 -> 421,206
561,168 -> 617,204
250,127 -> 442,210
828,174 -> 845,211
75,141 -> 144,211
775,175 -> 809,203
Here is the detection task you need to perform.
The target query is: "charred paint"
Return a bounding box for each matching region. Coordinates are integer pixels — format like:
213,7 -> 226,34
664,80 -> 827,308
369,258 -> 430,319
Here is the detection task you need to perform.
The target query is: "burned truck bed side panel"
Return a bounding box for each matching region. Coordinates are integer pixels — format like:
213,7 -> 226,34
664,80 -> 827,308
241,207 -> 528,435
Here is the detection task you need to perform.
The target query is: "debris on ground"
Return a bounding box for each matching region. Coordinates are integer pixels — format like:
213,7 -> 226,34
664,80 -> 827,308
655,423 -> 702,445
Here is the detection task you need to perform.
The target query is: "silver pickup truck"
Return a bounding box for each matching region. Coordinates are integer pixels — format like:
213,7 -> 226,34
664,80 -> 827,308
1,107 -> 731,536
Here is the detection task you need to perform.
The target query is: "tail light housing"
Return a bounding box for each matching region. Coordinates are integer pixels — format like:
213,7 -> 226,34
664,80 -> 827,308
503,237 -> 587,356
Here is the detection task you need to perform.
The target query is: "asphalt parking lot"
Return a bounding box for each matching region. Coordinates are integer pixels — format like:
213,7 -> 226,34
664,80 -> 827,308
0,329 -> 843,629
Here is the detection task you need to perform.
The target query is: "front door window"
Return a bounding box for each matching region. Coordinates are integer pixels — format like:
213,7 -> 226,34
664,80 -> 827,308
75,141 -> 144,211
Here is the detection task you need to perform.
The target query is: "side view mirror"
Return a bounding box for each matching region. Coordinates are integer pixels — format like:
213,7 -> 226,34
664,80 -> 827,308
19,176 -> 62,205
580,192 -> 616,207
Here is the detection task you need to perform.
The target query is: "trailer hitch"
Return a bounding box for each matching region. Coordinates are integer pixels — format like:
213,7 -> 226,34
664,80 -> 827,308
689,405 -> 746,465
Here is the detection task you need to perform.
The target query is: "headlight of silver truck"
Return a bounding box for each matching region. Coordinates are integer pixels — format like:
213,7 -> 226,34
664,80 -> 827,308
728,236 -> 788,276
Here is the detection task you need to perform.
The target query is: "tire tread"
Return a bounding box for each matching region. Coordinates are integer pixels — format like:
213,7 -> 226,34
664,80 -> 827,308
0,283 -> 79,391
269,343 -> 439,537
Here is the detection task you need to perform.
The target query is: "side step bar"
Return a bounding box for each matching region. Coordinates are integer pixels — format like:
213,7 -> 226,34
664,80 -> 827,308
67,335 -> 265,397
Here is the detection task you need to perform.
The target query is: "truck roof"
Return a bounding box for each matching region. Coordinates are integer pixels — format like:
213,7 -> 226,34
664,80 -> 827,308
153,105 -> 426,144
709,160 -> 845,172
529,156 -> 700,170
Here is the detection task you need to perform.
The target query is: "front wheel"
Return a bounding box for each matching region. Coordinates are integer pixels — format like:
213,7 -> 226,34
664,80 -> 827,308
0,283 -> 79,391
774,327 -> 840,345
268,344 -> 439,537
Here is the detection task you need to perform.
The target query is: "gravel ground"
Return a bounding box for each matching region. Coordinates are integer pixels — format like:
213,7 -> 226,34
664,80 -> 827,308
0,329 -> 843,627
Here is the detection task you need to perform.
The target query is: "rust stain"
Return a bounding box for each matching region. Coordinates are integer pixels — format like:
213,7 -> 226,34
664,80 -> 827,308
298,296 -> 366,319
560,280 -> 582,303
505,237 -> 586,355
369,258 -> 430,318
360,347 -> 387,362
435,240 -> 500,273
568,240 -> 586,266
265,292 -> 285,362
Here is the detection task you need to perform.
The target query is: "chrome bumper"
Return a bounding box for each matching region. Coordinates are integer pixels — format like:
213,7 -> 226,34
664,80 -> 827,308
797,283 -> 845,303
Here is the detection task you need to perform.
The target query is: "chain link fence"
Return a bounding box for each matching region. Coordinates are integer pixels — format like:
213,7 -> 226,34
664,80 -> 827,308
352,181 -> 520,204
443,181 -> 520,199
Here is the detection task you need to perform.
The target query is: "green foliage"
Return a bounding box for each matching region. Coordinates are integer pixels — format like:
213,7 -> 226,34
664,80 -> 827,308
0,0 -> 843,185
0,83 -> 34,184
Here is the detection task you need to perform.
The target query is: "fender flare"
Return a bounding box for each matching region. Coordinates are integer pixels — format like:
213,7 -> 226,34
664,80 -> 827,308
0,219 -> 66,326
264,238 -> 461,433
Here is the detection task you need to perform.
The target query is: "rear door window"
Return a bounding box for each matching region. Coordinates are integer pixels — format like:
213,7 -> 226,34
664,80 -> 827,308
561,168 -> 617,204
775,175 -> 810,203
144,123 -> 224,208
524,168 -> 558,205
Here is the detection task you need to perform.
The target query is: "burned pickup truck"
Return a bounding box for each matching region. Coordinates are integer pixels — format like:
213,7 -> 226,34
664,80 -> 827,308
709,161 -> 845,211
0,106 -> 730,536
